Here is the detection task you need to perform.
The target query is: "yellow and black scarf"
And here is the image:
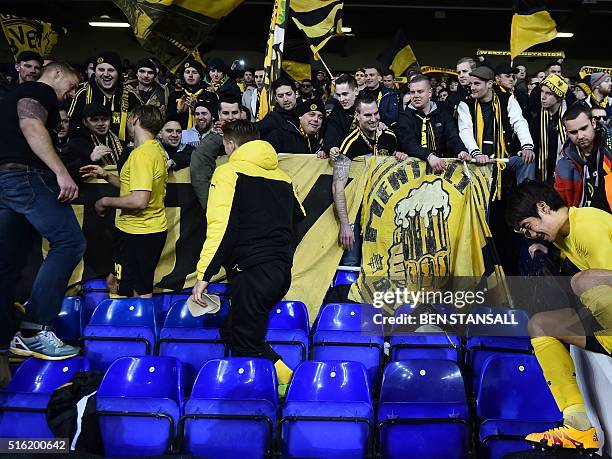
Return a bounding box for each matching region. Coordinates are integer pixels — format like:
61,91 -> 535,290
177,88 -> 205,129
359,128 -> 381,156
474,90 -> 508,158
90,131 -> 123,166
538,102 -> 567,182
416,113 -> 436,151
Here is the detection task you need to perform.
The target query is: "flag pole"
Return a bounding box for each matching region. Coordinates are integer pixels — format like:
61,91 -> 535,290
316,51 -> 334,80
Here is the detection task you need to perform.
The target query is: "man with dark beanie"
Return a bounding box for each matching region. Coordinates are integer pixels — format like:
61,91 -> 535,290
257,78 -> 299,140
68,51 -> 138,141
203,57 -> 241,98
168,58 -> 212,129
126,57 -> 169,115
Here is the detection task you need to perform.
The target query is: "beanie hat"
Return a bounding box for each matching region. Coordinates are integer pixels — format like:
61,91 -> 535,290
182,58 -> 204,76
297,99 -> 325,118
135,57 -> 158,75
590,72 -> 608,90
94,51 -> 122,73
541,74 -> 568,99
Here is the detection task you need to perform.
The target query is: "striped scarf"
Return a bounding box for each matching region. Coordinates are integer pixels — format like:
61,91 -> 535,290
178,88 -> 205,129
539,102 -> 567,182
416,113 -> 436,150
474,91 -> 508,158
90,131 -> 123,166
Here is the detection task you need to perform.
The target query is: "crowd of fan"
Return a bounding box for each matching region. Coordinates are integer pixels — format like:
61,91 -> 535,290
2,49 -> 611,274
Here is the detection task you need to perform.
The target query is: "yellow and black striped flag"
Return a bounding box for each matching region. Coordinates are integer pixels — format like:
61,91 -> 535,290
112,0 -> 243,71
290,0 -> 343,59
510,0 -> 557,61
0,15 -> 66,60
377,30 -> 418,77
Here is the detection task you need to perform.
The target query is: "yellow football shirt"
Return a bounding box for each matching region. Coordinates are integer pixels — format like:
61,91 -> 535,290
116,139 -> 168,234
554,207 -> 612,271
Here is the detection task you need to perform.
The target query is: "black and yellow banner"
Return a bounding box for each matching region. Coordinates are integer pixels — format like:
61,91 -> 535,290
22,156 -> 508,323
0,15 -> 66,60
290,0 -> 343,59
349,158 -> 510,314
510,0 -> 557,61
112,0 -> 242,71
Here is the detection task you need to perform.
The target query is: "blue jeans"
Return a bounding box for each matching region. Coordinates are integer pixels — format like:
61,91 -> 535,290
0,168 -> 86,347
507,155 -> 535,184
340,220 -> 362,267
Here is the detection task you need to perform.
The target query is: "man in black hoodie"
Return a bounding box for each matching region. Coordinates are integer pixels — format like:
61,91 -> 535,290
397,74 -> 468,171
324,74 -> 359,159
126,57 -> 169,116
266,99 -> 326,155
257,78 -> 298,140
68,51 -> 138,141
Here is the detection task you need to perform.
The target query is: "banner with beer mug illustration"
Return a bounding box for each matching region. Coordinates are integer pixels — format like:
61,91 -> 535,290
349,157 -> 510,314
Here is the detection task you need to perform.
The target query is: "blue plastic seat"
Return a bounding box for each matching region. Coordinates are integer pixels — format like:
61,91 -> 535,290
266,301 -> 309,370
97,356 -> 183,456
0,357 -> 89,438
82,298 -> 157,371
377,360 -> 469,458
333,269 -> 359,287
53,296 -> 84,341
390,304 -> 462,362
81,278 -> 109,323
311,303 -> 384,390
157,299 -> 228,387
476,354 -> 561,459
465,306 -> 531,394
281,360 -> 373,459
180,357 -> 277,458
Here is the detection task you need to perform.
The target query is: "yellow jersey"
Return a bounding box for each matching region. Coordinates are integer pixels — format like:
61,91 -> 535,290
116,139 -> 168,234
554,207 -> 612,271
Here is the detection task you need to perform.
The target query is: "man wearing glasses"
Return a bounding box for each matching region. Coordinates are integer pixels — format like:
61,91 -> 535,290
554,104 -> 611,213
298,79 -> 315,103
506,180 -> 611,451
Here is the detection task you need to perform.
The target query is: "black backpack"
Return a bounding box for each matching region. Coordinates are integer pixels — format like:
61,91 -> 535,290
46,370 -> 104,454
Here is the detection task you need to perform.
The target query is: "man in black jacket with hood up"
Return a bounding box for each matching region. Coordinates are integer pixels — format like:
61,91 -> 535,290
397,74 -> 468,171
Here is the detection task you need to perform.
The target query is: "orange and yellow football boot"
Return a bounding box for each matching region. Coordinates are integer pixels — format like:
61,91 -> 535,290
526,425 -> 599,450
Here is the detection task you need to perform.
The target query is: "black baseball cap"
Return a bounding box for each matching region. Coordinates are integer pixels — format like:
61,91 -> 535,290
494,63 -> 519,76
82,103 -> 111,119
16,51 -> 43,65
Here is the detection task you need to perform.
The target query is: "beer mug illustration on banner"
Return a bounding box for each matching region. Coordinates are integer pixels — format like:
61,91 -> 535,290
388,180 -> 451,289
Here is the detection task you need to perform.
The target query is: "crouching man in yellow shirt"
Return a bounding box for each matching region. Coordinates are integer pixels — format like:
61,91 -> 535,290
507,180 -> 612,451
80,105 -> 168,297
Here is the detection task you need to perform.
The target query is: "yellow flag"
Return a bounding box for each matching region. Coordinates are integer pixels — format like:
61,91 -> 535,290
510,10 -> 557,61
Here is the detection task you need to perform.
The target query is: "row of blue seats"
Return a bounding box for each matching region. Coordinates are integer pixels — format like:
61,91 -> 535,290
52,296 -> 533,394
0,354 -> 560,459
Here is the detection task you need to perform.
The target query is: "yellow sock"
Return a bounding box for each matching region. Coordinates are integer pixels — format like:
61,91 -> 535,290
581,285 -> 612,354
274,360 -> 293,386
563,403 -> 592,431
531,337 -> 585,412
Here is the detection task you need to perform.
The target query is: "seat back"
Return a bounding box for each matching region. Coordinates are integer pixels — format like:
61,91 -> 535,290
81,278 -> 109,322
90,298 -> 157,330
332,269 -> 359,287
287,360 -> 371,404
97,356 -> 183,457
380,360 -> 466,405
315,303 -> 382,335
476,354 -> 561,421
6,356 -> 89,394
53,296 -> 84,341
191,358 -> 277,404
268,301 -> 309,333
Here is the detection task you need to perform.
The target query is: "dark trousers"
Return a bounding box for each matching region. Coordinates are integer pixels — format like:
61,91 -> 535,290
224,260 -> 292,362
0,168 -> 86,347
